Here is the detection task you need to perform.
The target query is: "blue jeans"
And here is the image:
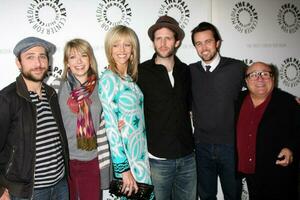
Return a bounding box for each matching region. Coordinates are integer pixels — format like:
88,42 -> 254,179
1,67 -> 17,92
10,177 -> 69,200
149,153 -> 197,200
195,144 -> 241,200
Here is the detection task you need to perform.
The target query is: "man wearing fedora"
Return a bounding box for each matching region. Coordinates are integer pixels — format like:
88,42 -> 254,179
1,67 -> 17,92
137,15 -> 196,200
0,37 -> 69,200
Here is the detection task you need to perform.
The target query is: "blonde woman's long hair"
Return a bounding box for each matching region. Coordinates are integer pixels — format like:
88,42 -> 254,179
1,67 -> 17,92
104,25 -> 139,81
62,38 -> 98,79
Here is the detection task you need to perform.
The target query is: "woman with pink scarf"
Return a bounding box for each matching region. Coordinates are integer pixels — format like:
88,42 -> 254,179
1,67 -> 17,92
57,39 -> 111,200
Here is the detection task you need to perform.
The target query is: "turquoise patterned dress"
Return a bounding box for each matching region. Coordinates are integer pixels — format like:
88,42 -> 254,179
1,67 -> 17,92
98,70 -> 153,198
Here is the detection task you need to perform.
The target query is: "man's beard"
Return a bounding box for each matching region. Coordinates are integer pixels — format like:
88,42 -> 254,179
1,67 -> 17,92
21,68 -> 48,82
155,46 -> 176,59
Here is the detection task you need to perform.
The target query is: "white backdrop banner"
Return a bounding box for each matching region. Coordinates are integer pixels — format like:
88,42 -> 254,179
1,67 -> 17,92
0,0 -> 211,89
212,0 -> 300,97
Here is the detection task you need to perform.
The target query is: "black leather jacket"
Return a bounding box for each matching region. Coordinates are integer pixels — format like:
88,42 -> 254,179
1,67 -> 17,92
0,75 -> 69,198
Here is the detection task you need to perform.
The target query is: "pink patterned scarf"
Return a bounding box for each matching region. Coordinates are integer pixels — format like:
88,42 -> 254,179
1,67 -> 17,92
67,71 -> 97,151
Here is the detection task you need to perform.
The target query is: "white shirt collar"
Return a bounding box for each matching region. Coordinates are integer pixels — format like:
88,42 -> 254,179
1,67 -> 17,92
201,53 -> 221,72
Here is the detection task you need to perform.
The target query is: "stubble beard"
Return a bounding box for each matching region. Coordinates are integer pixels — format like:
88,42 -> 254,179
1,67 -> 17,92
155,46 -> 175,59
21,68 -> 48,82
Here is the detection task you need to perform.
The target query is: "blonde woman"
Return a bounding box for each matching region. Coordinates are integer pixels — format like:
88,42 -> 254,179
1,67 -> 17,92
58,38 -> 110,200
98,25 -> 153,199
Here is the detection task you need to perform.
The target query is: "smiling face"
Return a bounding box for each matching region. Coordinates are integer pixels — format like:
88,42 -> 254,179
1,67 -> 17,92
67,48 -> 90,83
246,62 -> 275,100
193,30 -> 220,64
16,46 -> 48,83
111,37 -> 133,69
153,27 -> 179,59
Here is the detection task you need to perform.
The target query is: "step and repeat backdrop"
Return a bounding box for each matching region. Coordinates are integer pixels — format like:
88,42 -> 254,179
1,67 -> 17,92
213,0 -> 300,97
0,0 -> 299,199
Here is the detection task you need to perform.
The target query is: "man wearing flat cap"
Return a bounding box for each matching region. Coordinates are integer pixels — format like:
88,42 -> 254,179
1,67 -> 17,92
0,37 -> 69,200
137,15 -> 196,200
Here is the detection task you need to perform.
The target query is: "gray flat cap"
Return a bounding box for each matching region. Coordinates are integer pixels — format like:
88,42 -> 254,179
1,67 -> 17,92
13,36 -> 56,57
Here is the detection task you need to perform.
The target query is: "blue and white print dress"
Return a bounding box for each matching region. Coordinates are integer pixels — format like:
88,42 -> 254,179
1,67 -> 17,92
98,69 -> 152,187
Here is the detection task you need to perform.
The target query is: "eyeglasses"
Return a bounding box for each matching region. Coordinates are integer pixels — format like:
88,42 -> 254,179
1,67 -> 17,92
245,71 -> 273,80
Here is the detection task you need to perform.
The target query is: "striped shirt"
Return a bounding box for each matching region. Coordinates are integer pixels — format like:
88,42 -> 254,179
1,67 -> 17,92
29,88 -> 65,189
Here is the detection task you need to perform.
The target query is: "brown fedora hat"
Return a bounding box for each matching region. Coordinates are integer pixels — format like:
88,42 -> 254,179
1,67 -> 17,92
148,15 -> 185,41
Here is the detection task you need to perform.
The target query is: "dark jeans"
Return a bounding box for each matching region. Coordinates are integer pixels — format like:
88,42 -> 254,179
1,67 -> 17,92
149,153 -> 197,200
195,143 -> 241,200
10,177 -> 68,200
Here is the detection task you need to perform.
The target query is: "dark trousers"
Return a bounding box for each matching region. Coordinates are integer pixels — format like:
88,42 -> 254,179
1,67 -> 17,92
195,144 -> 242,200
245,173 -> 297,200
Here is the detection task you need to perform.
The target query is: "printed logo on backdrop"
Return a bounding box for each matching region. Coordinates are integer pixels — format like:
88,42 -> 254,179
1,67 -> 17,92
96,0 -> 132,31
277,3 -> 300,34
231,1 -> 258,34
241,58 -> 254,91
47,65 -> 62,78
45,65 -> 63,92
158,0 -> 190,29
241,178 -> 249,200
27,0 -> 67,35
280,57 -> 300,88
243,58 -> 254,66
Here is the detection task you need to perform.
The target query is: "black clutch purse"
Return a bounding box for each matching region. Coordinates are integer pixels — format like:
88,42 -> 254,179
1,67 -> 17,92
109,179 -> 154,200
